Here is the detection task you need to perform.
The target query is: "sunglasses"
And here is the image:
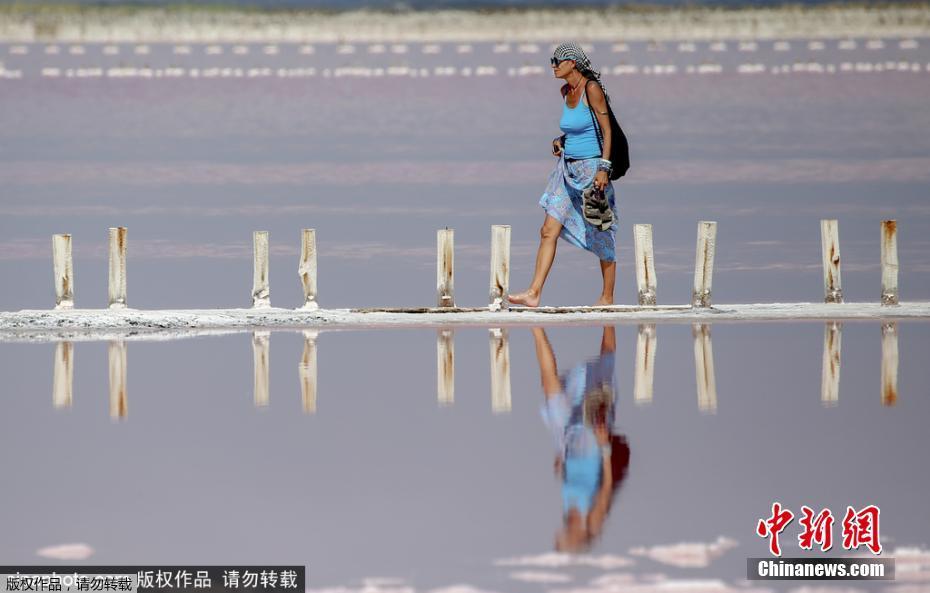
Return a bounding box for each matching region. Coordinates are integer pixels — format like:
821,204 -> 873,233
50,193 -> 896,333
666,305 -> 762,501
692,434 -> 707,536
550,57 -> 569,67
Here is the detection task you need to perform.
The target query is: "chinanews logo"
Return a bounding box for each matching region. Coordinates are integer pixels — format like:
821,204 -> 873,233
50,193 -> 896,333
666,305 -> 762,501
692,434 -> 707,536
748,502 -> 894,582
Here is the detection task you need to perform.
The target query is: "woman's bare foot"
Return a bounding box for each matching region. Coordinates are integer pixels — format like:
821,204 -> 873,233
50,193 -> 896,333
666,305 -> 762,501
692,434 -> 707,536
510,289 -> 541,307
594,296 -> 614,307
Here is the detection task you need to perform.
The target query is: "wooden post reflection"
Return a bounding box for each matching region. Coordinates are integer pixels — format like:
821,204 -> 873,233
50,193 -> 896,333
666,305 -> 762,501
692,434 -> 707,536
53,341 -> 73,409
299,330 -> 317,413
108,340 -> 127,419
253,331 -> 270,407
437,329 -> 454,405
821,321 -> 842,406
881,322 -> 898,406
634,324 -> 657,405
489,327 -> 511,413
692,324 -> 717,413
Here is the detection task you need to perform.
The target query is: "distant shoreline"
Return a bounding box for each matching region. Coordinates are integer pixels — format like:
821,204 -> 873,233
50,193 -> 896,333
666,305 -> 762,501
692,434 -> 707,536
1,3 -> 929,42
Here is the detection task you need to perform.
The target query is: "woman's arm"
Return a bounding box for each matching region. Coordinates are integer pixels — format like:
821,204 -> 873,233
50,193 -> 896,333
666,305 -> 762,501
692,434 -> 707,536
586,81 -> 612,161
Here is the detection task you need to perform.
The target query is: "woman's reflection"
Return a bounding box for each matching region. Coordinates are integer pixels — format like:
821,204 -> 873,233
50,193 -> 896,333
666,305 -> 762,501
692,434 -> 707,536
532,326 -> 630,552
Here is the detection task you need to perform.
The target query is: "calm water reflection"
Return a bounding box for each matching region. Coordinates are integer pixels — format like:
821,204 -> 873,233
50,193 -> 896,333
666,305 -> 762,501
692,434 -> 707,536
1,322 -> 927,592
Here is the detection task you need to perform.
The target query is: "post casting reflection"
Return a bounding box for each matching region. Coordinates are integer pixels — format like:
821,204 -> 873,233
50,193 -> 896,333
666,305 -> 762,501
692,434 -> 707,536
531,326 -> 630,552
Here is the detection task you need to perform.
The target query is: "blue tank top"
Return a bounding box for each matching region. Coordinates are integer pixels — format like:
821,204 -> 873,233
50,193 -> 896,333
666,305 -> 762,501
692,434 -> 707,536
560,88 -> 601,159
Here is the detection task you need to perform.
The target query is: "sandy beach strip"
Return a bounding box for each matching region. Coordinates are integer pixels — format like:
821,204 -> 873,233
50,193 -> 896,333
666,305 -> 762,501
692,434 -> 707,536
1,4 -> 929,43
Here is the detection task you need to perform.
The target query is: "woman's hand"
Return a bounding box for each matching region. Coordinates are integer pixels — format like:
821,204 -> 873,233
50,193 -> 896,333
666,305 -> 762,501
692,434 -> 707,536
594,170 -> 609,191
552,137 -> 563,157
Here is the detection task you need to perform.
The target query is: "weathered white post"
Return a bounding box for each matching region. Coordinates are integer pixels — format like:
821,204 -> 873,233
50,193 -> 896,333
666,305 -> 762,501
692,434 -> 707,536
108,340 -> 127,419
881,220 -> 899,305
52,341 -> 73,409
298,229 -> 318,310
108,227 -> 127,309
692,221 -> 717,308
881,322 -> 898,406
820,219 -> 843,303
437,329 -> 454,405
52,234 -> 74,310
692,323 -> 717,412
634,324 -> 657,405
299,330 -> 318,413
253,331 -> 270,407
252,231 -> 270,308
821,321 -> 841,406
437,228 -> 454,308
489,225 -> 511,311
489,327 -> 512,412
633,224 -> 657,305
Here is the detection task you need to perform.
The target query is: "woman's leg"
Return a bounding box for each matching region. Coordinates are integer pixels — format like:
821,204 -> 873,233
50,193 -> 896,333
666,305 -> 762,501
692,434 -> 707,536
532,327 -> 561,397
596,259 -> 616,306
510,215 -> 563,307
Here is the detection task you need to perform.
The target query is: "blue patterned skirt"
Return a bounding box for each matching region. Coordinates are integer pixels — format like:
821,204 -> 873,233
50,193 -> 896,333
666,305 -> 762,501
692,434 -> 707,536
538,156 -> 618,262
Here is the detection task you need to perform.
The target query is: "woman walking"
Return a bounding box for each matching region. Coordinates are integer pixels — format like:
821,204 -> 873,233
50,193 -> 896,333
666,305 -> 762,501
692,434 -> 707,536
532,326 -> 631,551
510,43 -> 618,307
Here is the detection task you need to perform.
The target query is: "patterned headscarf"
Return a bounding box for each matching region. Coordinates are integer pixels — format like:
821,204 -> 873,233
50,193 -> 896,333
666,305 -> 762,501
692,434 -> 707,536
553,42 -> 610,103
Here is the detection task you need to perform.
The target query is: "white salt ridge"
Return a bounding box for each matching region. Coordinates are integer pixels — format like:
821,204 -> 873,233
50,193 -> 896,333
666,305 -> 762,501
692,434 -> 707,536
9,44 -> 27,54
456,44 -> 472,53
737,63 -> 766,74
900,39 -> 919,49
866,39 -> 886,49
739,41 -> 758,51
134,44 -> 150,54
678,42 -> 696,52
173,44 -> 190,54
629,536 -> 738,569
709,41 -> 727,52
36,543 -> 94,561
2,6 -> 928,42
233,45 -> 249,54
808,40 -> 826,50
838,39 -> 857,50
774,40 -> 791,51
2,302 -> 929,341
68,45 -> 85,54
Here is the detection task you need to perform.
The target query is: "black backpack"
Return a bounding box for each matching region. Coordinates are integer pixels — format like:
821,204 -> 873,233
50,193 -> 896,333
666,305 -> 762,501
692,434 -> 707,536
586,81 -> 630,180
